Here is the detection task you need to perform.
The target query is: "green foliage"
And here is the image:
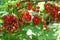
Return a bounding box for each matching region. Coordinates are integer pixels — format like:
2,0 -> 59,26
0,1 -> 59,40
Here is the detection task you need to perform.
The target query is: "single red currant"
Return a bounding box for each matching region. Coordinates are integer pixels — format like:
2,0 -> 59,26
16,2 -> 20,7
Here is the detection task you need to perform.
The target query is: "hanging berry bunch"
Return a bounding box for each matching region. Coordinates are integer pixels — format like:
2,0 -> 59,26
32,14 -> 42,25
44,3 -> 60,22
50,4 -> 59,21
24,12 -> 31,21
27,2 -> 32,10
32,6 -> 40,12
44,20 -> 48,30
2,14 -> 18,33
20,10 -> 31,22
44,3 -> 51,13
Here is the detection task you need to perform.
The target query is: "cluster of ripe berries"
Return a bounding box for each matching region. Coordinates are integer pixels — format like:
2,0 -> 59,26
32,6 -> 40,12
18,10 -> 31,25
16,2 -> 40,12
27,2 -> 32,10
27,2 -> 40,12
2,14 -> 18,33
44,3 -> 60,21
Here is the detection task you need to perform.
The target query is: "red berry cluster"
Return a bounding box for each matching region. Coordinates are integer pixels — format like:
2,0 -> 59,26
44,3 -> 60,21
20,10 -> 25,18
27,2 -> 32,10
18,17 -> 23,25
16,2 -> 20,7
44,20 -> 48,30
25,12 -> 31,21
20,10 -> 31,22
32,14 -> 42,25
44,3 -> 51,13
2,14 -> 18,33
50,4 -> 59,21
18,12 -> 31,25
32,6 -> 40,12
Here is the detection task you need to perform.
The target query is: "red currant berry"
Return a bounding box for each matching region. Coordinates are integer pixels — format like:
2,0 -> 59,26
16,2 -> 20,7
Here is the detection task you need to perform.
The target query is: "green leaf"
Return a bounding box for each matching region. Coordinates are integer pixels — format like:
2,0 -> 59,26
38,22 -> 44,30
0,18 -> 4,23
32,35 -> 38,40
